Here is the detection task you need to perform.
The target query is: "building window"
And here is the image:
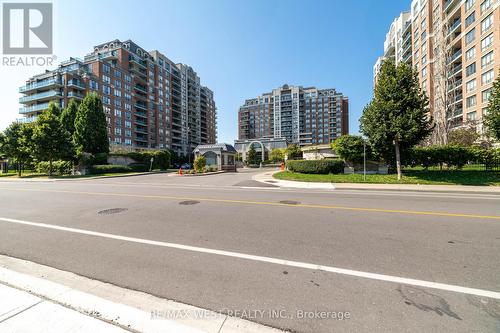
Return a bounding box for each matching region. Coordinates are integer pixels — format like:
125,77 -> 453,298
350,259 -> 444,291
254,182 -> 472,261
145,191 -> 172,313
465,28 -> 475,45
465,0 -> 475,12
89,80 -> 99,91
482,88 -> 492,102
481,0 -> 492,13
481,14 -> 493,33
103,85 -> 111,95
466,111 -> 477,121
114,70 -> 122,78
125,139 -> 132,145
103,64 -> 110,74
481,69 -> 494,85
481,34 -> 493,51
465,47 -> 476,61
103,96 -> 110,105
115,128 -> 122,136
465,12 -> 475,28
466,63 -> 476,77
125,121 -> 131,128
102,75 -> 110,84
481,51 -> 493,68
466,79 -> 477,92
466,95 -> 477,108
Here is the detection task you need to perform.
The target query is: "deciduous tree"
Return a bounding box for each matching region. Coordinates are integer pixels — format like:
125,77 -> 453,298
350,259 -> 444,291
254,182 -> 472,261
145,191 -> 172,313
484,75 -> 500,141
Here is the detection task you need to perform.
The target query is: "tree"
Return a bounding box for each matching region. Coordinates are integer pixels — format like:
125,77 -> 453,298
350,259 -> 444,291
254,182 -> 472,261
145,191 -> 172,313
32,102 -> 73,176
74,93 -> 109,155
331,135 -> 370,164
60,99 -> 79,136
286,144 -> 302,160
360,59 -> 433,180
1,122 -> 33,176
269,148 -> 285,163
246,144 -> 258,165
484,75 -> 500,141
448,127 -> 479,147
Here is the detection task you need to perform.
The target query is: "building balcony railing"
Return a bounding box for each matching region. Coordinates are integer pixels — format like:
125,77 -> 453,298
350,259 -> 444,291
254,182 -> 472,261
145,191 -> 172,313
19,78 -> 62,93
67,80 -> 86,90
67,91 -> 85,99
134,85 -> 148,94
447,49 -> 462,64
19,90 -> 62,103
447,79 -> 463,92
16,116 -> 38,123
444,0 -> 460,13
19,102 -> 50,114
447,19 -> 461,36
135,111 -> 147,118
134,102 -> 148,110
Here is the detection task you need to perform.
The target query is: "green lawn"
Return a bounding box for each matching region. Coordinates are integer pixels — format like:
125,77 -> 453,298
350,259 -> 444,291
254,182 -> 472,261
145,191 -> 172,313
274,170 -> 500,186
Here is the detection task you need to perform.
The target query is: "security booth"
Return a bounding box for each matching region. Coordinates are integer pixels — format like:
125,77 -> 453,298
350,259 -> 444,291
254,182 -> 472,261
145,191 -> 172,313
193,143 -> 237,172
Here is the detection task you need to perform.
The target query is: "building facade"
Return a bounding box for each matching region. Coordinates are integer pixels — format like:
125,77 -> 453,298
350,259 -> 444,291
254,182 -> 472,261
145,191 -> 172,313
374,0 -> 500,140
238,84 -> 349,146
19,39 -> 217,155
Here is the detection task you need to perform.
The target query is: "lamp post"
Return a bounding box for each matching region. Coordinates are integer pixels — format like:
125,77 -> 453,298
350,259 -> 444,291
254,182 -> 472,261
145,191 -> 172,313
363,137 -> 367,181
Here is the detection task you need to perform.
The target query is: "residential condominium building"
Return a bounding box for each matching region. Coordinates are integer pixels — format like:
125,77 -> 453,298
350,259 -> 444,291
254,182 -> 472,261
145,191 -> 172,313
238,84 -> 349,146
18,39 -> 217,155
374,0 -> 499,139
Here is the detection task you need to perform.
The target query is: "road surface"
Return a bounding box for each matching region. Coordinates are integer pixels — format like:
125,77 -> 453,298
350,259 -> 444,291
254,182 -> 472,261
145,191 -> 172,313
0,169 -> 499,332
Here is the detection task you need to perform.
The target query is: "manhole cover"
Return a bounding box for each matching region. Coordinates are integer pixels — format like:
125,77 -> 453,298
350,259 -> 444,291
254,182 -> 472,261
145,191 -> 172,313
98,208 -> 128,215
279,200 -> 300,205
266,180 -> 278,183
179,200 -> 200,205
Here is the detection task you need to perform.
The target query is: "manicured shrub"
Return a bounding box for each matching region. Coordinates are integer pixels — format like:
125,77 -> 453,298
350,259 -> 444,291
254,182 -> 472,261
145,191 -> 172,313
286,159 -> 344,174
90,164 -> 132,174
109,150 -> 171,170
193,156 -> 206,173
36,160 -> 73,175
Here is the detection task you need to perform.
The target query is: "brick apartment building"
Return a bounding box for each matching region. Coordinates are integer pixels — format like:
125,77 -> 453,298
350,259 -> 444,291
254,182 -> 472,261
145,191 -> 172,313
19,39 -> 217,155
238,84 -> 349,146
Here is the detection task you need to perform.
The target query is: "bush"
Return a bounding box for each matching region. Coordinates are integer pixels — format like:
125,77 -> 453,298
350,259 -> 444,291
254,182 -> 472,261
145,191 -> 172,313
36,160 -> 73,175
331,135 -> 370,164
286,144 -> 303,160
194,156 -> 206,173
286,159 -> 344,174
90,164 -> 133,174
109,150 -> 171,170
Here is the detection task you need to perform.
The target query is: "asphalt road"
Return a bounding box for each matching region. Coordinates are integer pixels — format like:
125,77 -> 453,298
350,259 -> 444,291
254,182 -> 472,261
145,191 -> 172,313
0,169 -> 499,332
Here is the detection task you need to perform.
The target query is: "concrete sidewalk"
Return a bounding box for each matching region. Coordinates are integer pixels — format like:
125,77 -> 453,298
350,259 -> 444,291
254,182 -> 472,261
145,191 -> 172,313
254,170 -> 500,193
0,255 -> 284,333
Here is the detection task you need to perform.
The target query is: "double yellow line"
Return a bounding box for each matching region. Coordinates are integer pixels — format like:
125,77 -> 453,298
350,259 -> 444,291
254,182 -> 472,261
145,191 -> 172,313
3,187 -> 499,220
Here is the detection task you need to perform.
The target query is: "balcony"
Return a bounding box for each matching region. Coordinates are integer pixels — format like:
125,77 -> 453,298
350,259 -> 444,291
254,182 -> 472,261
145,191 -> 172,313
135,127 -> 148,134
19,90 -> 62,103
447,79 -> 463,92
134,102 -> 147,110
135,111 -> 147,118
447,49 -> 462,64
134,118 -> 147,126
67,91 -> 85,100
19,78 -> 62,93
19,102 -> 50,114
447,19 -> 461,36
16,116 -> 38,123
67,80 -> 86,90
448,65 -> 462,78
134,85 -> 148,94
444,0 -> 460,14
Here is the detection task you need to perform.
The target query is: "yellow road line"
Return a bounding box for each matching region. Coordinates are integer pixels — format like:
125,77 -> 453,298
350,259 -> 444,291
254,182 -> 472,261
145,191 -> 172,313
3,187 -> 499,220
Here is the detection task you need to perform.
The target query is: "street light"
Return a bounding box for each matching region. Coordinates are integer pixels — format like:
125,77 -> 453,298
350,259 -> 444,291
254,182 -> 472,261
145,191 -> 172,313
362,136 -> 367,181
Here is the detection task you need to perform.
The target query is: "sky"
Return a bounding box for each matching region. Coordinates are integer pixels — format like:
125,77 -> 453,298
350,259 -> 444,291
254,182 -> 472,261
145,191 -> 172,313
0,0 -> 411,143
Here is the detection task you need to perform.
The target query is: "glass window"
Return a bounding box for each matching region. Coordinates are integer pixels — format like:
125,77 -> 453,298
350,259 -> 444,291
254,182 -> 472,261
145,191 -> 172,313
465,28 -> 475,45
466,63 -> 476,76
465,12 -> 475,28
465,0 -> 475,11
466,111 -> 477,121
481,34 -> 493,51
466,95 -> 477,108
481,69 -> 494,84
481,14 -> 493,33
481,51 -> 493,68
465,47 -> 476,61
481,0 -> 492,13
482,88 -> 492,102
466,79 -> 477,92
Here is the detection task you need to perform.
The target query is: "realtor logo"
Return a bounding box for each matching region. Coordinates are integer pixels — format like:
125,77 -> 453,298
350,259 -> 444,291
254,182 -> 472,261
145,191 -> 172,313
2,2 -> 53,54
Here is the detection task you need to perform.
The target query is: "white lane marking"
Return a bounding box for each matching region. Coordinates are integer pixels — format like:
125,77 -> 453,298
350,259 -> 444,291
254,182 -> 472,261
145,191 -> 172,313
1,217 -> 499,300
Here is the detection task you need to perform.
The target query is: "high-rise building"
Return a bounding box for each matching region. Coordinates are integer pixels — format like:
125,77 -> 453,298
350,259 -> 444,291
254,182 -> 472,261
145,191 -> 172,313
374,0 -> 499,141
238,84 -> 349,146
18,39 -> 217,155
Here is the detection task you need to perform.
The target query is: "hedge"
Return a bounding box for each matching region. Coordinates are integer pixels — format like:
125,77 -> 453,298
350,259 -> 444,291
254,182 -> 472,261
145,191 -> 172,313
109,150 -> 171,170
90,164 -> 133,174
36,160 -> 73,175
403,145 -> 500,170
286,159 -> 344,174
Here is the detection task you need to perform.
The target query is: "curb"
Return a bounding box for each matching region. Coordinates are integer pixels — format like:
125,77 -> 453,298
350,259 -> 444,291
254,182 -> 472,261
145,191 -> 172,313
0,255 -> 285,333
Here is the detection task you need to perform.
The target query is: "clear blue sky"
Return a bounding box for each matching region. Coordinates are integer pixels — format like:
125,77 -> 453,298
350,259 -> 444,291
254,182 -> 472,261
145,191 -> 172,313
1,0 -> 411,143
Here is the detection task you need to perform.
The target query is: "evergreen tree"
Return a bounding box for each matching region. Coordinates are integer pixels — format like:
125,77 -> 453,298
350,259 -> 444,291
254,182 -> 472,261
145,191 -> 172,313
32,102 -> 73,175
360,59 -> 432,180
484,75 -> 500,141
60,99 -> 79,136
247,144 -> 258,165
73,92 -> 109,155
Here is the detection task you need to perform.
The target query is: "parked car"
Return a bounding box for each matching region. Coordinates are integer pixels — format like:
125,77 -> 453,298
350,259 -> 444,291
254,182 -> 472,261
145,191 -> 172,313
181,163 -> 192,169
